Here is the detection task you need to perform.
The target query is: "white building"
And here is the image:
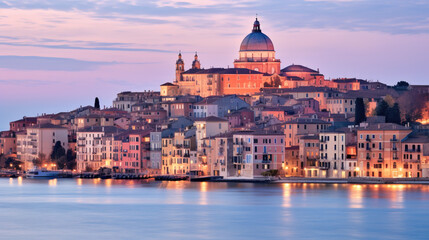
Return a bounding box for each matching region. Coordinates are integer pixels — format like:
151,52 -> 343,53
150,131 -> 162,174
16,123 -> 68,170
194,116 -> 229,152
319,131 -> 347,178
76,126 -> 121,172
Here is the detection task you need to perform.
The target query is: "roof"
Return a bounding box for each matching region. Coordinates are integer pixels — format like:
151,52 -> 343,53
332,78 -> 360,83
78,126 -> 123,133
27,123 -> 66,129
300,134 -> 319,140
240,19 -> 274,51
284,118 -> 331,124
281,64 -> 318,73
195,116 -> 228,122
357,123 -> 411,131
182,68 -> 262,75
402,134 -> 429,143
160,82 -> 177,87
262,86 -> 337,94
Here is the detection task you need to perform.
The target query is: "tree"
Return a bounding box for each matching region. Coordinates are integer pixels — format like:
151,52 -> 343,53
50,141 -> 66,161
66,149 -> 77,170
355,98 -> 366,125
386,103 -> 401,124
384,95 -> 395,107
375,100 -> 389,117
94,97 -> 100,109
394,81 -> 409,90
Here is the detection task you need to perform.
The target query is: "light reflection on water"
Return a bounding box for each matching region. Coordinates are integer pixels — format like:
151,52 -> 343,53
1,179 -> 429,240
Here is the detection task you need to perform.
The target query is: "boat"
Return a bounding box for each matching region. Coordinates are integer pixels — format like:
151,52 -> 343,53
25,168 -> 61,179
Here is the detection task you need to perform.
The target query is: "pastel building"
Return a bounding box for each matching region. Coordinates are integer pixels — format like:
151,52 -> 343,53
76,126 -> 121,172
16,123 -> 68,170
284,118 -> 331,147
319,131 -> 347,178
231,131 -> 285,179
357,123 -> 412,178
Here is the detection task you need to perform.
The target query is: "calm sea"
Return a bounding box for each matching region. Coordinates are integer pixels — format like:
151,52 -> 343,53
0,178 -> 428,240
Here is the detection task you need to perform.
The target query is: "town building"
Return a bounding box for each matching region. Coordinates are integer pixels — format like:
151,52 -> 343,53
16,123 -> 68,170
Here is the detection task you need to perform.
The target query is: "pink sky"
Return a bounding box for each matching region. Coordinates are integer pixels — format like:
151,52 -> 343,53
1,0 -> 429,129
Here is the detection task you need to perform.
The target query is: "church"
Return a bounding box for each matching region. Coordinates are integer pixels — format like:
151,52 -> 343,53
161,18 -> 336,97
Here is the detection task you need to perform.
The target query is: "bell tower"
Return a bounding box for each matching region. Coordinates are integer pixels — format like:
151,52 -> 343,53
192,52 -> 201,69
175,52 -> 184,83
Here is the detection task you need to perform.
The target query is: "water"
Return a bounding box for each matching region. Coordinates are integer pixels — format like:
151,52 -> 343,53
1,178 -> 429,240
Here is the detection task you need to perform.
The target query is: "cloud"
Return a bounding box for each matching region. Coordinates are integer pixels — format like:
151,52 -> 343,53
2,0 -> 429,34
0,55 -> 118,71
0,79 -> 56,86
0,42 -> 176,53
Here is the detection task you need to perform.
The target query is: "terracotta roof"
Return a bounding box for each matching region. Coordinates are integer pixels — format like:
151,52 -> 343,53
195,116 -> 228,122
281,64 -> 318,73
160,82 -> 177,87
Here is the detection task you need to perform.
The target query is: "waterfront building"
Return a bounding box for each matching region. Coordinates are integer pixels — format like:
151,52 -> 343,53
402,134 -> 429,178
16,123 -> 68,170
0,131 -> 16,155
231,131 -> 285,178
319,131 -> 347,178
149,131 -> 162,174
299,135 -> 320,178
357,123 -> 412,178
284,146 -> 300,176
76,126 -> 122,172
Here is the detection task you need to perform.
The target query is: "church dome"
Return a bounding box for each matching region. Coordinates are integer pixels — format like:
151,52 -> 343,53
239,18 -> 274,51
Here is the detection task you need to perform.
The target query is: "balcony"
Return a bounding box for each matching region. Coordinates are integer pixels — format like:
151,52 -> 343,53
365,138 -> 371,142
319,165 -> 329,170
392,147 -> 398,151
390,138 -> 398,142
405,149 -> 421,153
366,156 -> 371,160
377,158 -> 383,162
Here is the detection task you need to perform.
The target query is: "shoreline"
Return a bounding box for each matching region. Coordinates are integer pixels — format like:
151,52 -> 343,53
211,177 -> 429,185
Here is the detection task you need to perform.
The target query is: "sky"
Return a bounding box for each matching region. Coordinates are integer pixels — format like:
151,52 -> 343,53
1,0 -> 429,129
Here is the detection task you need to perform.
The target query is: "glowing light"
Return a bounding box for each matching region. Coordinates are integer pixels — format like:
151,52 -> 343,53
355,167 -> 360,171
282,183 -> 291,208
17,176 -> 23,186
48,179 -> 57,186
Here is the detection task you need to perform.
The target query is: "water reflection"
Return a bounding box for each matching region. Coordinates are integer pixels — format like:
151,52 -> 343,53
17,176 -> 23,186
199,182 -> 208,205
349,185 -> 363,208
48,179 -> 57,187
282,183 -> 291,208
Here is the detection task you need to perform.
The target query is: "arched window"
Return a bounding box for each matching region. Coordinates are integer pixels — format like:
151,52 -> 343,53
366,162 -> 370,169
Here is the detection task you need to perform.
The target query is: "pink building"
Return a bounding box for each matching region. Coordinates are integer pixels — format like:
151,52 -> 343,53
232,131 -> 285,178
113,130 -> 151,173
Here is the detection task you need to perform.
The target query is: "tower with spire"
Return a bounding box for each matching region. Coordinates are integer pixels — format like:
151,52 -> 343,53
192,52 -> 201,70
175,52 -> 184,83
